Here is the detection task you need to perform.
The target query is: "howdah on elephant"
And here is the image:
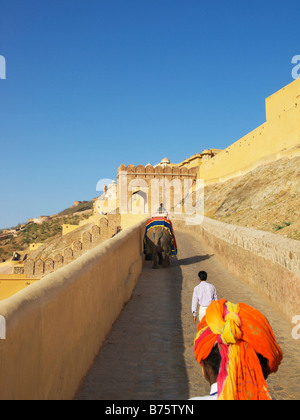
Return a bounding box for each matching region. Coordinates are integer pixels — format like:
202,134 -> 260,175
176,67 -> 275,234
144,227 -> 173,269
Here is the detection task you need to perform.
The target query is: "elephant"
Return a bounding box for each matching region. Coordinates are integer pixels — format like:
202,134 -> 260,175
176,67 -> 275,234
144,227 -> 173,269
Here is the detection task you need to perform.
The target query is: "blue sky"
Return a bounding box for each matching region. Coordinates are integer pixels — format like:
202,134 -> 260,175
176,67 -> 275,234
0,0 -> 299,228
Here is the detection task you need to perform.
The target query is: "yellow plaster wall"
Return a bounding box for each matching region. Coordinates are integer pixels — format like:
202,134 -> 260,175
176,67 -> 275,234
0,275 -> 38,300
62,224 -> 79,236
198,78 -> 300,183
266,77 -> 300,120
29,243 -> 43,251
121,214 -> 149,230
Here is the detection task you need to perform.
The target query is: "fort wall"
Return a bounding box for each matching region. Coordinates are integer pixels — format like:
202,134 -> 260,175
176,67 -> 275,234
174,217 -> 300,320
18,216 -> 121,280
0,218 -> 147,400
198,78 -> 300,183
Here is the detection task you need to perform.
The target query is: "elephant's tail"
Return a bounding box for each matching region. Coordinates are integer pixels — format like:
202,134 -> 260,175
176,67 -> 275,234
152,229 -> 164,246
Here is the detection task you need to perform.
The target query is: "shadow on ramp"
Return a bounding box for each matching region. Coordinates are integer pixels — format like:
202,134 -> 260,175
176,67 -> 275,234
177,254 -> 213,266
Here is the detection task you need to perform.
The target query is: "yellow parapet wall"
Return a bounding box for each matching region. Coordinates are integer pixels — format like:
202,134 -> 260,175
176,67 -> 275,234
199,78 -> 300,183
266,77 -> 300,121
0,218 -> 147,400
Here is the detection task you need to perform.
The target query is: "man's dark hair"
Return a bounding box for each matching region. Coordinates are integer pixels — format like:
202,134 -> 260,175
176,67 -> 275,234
257,354 -> 270,380
203,346 -> 270,382
198,271 -> 208,281
203,343 -> 221,377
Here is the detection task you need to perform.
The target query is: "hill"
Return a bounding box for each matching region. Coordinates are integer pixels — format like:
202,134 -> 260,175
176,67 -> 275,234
0,200 -> 94,262
203,156 -> 300,241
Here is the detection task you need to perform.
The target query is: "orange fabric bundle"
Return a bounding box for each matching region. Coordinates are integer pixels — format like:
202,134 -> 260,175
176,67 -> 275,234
194,298 -> 283,400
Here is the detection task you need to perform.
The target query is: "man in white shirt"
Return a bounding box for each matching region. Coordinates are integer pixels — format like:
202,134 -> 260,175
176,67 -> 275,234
191,271 -> 217,323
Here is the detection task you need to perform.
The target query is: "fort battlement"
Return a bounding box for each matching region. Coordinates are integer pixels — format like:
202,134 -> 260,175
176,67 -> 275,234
19,216 -> 121,280
117,163 -> 197,177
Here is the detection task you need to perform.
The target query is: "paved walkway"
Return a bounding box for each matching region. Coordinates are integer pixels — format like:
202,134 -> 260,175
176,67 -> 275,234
75,230 -> 300,400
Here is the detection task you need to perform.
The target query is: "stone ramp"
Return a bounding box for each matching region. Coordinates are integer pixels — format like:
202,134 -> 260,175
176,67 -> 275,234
75,246 -> 188,400
75,230 -> 300,400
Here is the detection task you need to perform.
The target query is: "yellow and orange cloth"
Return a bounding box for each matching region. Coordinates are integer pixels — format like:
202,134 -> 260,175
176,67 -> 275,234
194,298 -> 283,400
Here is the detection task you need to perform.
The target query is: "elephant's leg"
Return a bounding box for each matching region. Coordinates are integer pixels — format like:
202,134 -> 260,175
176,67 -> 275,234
160,233 -> 172,267
157,240 -> 163,265
152,247 -> 159,269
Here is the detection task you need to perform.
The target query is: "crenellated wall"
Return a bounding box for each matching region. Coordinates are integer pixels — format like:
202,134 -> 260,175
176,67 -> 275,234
117,163 -> 198,177
0,218 -> 147,400
21,217 -> 121,279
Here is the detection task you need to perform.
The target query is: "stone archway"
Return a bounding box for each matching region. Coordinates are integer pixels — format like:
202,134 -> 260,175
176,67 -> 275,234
129,190 -> 148,214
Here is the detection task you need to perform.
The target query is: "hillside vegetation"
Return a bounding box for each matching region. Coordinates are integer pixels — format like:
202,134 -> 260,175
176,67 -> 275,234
0,201 -> 93,261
